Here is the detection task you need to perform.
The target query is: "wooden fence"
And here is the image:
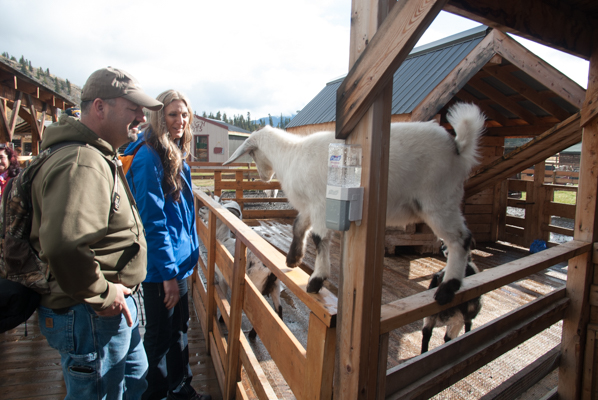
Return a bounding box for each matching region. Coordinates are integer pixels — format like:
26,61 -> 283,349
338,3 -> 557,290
519,168 -> 579,186
190,189 -> 335,399
379,240 -> 592,398
189,161 -> 297,220
502,178 -> 577,249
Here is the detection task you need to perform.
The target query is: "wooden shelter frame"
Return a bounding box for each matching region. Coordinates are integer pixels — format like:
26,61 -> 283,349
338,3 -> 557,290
334,1 -> 598,400
188,2 -> 598,398
0,60 -> 75,154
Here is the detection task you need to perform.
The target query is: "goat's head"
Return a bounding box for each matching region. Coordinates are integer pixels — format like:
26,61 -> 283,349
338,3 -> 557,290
223,130 -> 275,182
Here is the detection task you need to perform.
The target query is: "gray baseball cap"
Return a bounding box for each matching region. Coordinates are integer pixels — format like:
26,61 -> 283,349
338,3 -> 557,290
81,67 -> 163,111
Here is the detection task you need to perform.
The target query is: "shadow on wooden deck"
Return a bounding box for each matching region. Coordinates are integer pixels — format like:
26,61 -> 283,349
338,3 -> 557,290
0,291 -> 223,400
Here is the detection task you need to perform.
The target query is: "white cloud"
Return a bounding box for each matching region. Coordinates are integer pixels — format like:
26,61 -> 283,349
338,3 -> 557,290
0,3 -> 588,121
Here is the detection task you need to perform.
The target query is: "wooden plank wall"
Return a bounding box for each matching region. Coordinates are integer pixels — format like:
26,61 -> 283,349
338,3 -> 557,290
464,136 -> 504,243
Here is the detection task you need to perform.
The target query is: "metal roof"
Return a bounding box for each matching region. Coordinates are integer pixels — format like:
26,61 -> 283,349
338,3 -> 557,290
287,25 -> 489,128
199,116 -> 251,134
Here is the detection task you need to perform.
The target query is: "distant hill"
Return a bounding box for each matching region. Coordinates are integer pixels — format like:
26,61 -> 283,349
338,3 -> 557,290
253,115 -> 295,129
0,53 -> 81,106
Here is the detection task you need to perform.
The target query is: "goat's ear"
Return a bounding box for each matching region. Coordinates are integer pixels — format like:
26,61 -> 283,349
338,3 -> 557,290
206,189 -> 214,199
223,138 -> 256,165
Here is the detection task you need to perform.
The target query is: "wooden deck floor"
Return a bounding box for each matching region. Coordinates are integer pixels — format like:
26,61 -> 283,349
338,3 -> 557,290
1,217 -> 566,399
246,218 -> 565,399
0,292 -> 223,400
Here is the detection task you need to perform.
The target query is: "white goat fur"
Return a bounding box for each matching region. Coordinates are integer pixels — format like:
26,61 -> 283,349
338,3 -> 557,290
224,103 -> 485,304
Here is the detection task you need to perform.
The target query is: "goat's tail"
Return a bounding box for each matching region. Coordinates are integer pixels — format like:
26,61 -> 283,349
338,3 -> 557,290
447,103 -> 485,172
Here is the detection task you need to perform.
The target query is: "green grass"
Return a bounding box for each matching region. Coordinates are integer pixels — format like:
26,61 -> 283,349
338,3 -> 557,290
517,190 -> 576,205
553,190 -> 576,205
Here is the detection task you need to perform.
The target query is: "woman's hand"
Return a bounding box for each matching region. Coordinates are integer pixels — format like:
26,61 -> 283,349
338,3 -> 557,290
163,278 -> 180,310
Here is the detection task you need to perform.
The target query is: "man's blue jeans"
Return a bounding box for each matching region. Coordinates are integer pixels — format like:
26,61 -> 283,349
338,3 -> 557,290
38,295 -> 148,400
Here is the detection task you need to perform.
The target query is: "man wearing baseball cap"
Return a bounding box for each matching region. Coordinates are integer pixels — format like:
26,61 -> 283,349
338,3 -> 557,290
31,67 -> 162,400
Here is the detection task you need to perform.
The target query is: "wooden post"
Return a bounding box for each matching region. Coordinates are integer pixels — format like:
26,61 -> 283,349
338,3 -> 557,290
225,239 -> 247,400
206,209 -> 218,348
335,1 -> 391,398
305,314 -> 336,400
235,171 -> 244,212
530,161 -> 546,243
335,1 -> 446,398
558,32 -> 598,400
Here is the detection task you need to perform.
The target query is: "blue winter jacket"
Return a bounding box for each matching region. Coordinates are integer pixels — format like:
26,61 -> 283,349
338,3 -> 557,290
124,132 -> 199,283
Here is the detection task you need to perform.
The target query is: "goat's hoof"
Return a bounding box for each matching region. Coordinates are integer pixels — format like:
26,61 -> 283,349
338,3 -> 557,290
248,328 -> 257,339
434,278 -> 461,305
286,255 -> 302,268
306,277 -> 325,293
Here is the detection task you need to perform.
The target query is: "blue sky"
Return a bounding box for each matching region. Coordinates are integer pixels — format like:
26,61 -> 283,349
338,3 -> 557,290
1,1 -> 589,119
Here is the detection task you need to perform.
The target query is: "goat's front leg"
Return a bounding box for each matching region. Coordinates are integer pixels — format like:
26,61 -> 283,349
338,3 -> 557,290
287,213 -> 311,268
306,230 -> 331,293
434,230 -> 471,305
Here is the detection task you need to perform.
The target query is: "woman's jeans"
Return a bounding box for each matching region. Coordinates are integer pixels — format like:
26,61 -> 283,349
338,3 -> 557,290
142,279 -> 195,400
38,295 -> 148,400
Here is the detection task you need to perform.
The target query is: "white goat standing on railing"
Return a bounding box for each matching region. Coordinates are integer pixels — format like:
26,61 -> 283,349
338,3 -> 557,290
198,193 -> 282,338
224,103 -> 485,305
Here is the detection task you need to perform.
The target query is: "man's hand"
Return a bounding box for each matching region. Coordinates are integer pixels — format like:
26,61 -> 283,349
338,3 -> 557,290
163,278 -> 180,310
95,284 -> 133,327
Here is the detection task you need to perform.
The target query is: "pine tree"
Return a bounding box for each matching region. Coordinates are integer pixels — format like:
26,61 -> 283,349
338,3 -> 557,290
36,68 -> 42,79
54,77 -> 59,91
10,56 -> 16,61
222,113 -> 228,123
202,111 -> 207,118
215,111 -> 221,120
66,79 -> 71,94
46,68 -> 50,76
268,114 -> 273,127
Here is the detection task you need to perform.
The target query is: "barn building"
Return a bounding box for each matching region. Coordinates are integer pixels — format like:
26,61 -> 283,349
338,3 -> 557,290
287,25 -> 584,252
190,115 -> 251,163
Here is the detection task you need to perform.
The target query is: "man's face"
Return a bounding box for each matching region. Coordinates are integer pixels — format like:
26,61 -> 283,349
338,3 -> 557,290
103,97 -> 146,147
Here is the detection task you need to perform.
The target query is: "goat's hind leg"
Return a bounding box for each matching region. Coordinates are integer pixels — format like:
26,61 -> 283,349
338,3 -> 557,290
287,213 -> 311,268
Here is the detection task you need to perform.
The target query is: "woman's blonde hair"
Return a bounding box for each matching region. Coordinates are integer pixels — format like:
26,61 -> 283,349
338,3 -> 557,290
145,89 -> 194,201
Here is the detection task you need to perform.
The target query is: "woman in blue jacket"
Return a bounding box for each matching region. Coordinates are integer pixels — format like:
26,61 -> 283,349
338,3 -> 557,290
125,90 -> 209,400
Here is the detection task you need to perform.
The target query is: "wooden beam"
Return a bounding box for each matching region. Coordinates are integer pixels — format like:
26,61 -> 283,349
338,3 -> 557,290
411,28 -> 496,122
464,112 -> 581,199
336,0 -> 448,138
492,29 -> 586,110
559,36 -> 598,399
480,346 -> 560,400
445,0 -> 593,60
380,240 -> 591,333
468,74 -> 539,125
484,124 -> 558,137
335,1 -> 394,399
0,84 -> 49,113
27,94 -> 40,156
483,64 -> 572,121
224,239 -> 247,400
454,89 -> 511,126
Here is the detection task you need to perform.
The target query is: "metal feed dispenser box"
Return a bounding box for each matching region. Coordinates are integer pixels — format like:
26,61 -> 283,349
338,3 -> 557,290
326,143 -> 364,231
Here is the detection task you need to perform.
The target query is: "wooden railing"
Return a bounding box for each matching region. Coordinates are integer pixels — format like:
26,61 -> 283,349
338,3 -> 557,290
190,190 -> 336,399
520,168 -> 579,185
503,179 -> 577,248
380,240 -> 593,398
